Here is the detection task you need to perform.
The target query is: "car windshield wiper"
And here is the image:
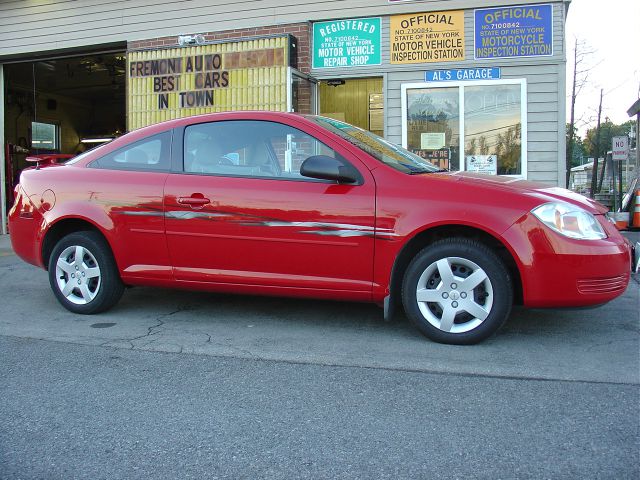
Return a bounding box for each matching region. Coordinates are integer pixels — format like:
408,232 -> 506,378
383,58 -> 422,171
407,168 -> 447,175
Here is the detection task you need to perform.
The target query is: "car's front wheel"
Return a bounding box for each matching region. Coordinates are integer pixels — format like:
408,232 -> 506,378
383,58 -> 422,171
48,231 -> 124,314
402,238 -> 513,345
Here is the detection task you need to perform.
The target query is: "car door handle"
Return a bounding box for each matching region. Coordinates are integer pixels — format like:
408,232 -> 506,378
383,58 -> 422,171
177,195 -> 210,206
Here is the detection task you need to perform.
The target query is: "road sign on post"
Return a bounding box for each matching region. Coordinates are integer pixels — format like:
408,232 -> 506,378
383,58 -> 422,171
612,136 -> 629,161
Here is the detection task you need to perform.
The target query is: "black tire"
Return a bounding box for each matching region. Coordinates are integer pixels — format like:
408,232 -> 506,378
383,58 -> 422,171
47,231 -> 124,314
401,238 -> 513,345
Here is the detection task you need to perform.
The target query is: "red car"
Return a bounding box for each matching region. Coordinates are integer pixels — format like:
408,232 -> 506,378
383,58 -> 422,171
9,112 -> 633,344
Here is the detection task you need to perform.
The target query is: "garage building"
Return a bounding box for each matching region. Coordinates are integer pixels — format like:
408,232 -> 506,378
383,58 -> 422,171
0,0 -> 569,233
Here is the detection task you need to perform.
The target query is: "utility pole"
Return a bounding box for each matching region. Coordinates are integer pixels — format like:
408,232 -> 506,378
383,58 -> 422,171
566,39 -> 578,188
590,88 -> 603,198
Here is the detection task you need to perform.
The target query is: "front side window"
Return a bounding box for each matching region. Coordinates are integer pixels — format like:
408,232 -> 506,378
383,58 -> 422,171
402,80 -> 527,176
183,120 -> 344,180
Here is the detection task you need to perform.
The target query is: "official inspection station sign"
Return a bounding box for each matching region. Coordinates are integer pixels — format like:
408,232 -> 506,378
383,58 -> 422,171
390,10 -> 465,64
313,18 -> 381,68
474,4 -> 553,59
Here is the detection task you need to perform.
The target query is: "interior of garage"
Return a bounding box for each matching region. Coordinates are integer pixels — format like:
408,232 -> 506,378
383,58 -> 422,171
3,52 -> 126,185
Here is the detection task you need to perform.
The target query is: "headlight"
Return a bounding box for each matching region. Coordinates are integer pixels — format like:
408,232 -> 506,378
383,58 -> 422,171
531,202 -> 607,240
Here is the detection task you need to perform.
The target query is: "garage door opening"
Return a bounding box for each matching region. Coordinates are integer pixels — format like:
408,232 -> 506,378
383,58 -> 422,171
2,51 -> 126,220
4,52 -> 126,154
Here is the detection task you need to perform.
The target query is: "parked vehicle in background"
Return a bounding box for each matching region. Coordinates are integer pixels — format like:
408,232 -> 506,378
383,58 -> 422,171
8,112 -> 633,344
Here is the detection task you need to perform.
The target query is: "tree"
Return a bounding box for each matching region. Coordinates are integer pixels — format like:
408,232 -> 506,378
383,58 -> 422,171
566,123 -> 585,167
583,119 -> 637,157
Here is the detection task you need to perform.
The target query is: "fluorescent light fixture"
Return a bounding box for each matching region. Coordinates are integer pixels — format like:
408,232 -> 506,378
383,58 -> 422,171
81,137 -> 114,143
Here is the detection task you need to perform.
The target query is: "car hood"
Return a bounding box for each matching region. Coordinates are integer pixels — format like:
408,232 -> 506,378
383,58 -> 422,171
445,172 -> 609,214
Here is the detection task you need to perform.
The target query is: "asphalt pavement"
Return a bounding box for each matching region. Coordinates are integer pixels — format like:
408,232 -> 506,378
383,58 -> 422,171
0,232 -> 639,479
1,232 -> 638,384
2,336 -> 638,479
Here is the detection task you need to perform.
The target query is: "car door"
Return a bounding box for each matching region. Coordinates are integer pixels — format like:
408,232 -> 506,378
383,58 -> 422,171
86,131 -> 173,281
163,118 -> 376,297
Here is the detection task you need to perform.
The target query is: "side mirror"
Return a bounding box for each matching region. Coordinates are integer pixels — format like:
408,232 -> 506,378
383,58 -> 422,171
300,155 -> 360,184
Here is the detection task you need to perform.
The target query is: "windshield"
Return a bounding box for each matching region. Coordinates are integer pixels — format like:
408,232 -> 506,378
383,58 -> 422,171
306,116 -> 442,174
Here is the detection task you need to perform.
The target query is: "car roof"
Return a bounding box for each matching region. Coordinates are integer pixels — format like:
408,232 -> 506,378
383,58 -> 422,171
72,111 -> 333,167
133,111 -> 310,135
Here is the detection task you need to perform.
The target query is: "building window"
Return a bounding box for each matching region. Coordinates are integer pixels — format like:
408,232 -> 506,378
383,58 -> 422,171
401,79 -> 527,176
31,121 -> 59,150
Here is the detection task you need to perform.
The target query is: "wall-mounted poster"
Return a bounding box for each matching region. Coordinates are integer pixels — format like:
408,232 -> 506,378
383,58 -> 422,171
475,4 -> 553,59
390,10 -> 465,64
420,132 -> 446,150
313,18 -> 381,68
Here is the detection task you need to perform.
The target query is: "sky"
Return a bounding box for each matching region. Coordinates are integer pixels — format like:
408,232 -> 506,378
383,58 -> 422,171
565,0 -> 640,137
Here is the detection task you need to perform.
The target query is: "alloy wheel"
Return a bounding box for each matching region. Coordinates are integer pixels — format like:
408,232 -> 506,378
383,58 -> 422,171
415,256 -> 494,334
55,245 -> 102,305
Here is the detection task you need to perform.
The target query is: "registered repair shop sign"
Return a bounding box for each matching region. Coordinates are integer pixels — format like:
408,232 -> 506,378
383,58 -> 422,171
475,4 -> 553,59
313,18 -> 381,68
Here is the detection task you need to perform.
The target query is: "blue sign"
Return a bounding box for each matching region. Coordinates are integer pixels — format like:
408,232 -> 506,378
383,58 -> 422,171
474,4 -> 553,59
426,68 -> 501,82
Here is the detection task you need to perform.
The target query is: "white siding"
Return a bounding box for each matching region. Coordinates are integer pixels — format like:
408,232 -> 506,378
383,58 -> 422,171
0,0 -> 564,58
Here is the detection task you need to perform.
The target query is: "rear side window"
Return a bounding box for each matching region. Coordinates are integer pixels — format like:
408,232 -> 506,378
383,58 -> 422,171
89,132 -> 171,171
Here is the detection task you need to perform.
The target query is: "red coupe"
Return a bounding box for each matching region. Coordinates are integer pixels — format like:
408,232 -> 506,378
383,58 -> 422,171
9,112 -> 633,344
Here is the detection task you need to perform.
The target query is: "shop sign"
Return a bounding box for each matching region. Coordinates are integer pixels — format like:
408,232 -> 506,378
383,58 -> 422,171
466,155 -> 497,174
390,11 -> 465,64
612,136 -> 629,161
312,18 -> 381,68
425,67 -> 501,82
474,4 -> 553,59
127,37 -> 290,130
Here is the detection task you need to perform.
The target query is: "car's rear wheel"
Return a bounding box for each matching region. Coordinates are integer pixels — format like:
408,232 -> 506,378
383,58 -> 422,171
402,238 -> 513,345
48,231 -> 124,314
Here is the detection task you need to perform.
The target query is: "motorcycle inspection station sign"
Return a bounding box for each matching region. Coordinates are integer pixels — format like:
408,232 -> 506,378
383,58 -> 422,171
474,4 -> 553,59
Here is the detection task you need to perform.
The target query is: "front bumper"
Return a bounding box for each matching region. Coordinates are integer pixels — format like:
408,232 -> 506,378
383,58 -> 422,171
502,214 -> 632,308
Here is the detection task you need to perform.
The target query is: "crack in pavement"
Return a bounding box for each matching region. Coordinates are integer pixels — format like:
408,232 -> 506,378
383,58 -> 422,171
98,306 -> 188,349
201,331 -> 256,359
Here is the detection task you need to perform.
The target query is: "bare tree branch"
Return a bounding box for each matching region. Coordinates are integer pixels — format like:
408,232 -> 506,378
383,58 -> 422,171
566,37 -> 597,187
